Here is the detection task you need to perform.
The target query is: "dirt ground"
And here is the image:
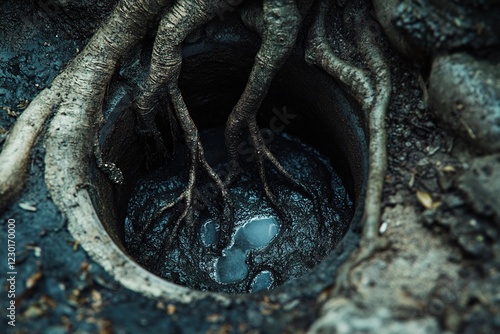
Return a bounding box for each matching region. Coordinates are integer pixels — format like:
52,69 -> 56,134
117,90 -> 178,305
1,1 -> 499,333
309,45 -> 500,333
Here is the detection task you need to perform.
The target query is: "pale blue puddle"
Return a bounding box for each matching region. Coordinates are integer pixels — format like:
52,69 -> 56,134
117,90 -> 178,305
250,270 -> 275,293
201,220 -> 219,247
201,216 -> 279,290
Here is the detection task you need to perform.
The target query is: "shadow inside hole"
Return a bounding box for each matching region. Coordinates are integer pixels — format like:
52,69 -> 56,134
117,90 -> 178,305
92,38 -> 368,295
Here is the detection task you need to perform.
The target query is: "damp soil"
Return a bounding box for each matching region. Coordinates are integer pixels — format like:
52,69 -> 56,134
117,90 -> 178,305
125,128 -> 353,293
1,1 -> 500,333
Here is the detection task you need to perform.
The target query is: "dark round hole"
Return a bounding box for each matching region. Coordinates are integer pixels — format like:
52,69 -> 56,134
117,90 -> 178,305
92,37 -> 368,296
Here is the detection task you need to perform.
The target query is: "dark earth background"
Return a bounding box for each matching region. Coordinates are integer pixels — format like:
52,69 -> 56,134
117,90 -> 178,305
1,0 -> 500,333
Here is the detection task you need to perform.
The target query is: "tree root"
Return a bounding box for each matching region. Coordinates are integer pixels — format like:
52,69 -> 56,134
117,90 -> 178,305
224,0 -> 319,222
247,121 -> 322,226
0,88 -> 58,211
306,0 -> 392,293
0,0 -> 169,212
135,85 -> 233,257
132,0 -> 234,252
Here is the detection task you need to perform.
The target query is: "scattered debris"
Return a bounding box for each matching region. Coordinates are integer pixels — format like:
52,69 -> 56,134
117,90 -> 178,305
91,289 -> 103,311
40,295 -> 57,309
22,304 -> 44,319
17,99 -> 30,109
26,244 -> 42,257
26,267 -> 43,289
97,319 -> 114,334
167,304 -> 176,315
70,240 -> 80,251
206,313 -> 222,323
67,288 -> 81,308
3,106 -> 19,117
441,165 -> 456,173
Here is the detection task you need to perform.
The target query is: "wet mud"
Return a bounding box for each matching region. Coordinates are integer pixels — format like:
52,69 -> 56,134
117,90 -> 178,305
125,128 -> 353,293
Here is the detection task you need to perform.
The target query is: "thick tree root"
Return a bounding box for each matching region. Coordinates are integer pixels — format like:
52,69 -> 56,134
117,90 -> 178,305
0,0 -> 169,212
248,121 -> 322,226
306,0 -> 392,293
135,85 -> 233,257
224,0 -> 321,222
132,0 -> 233,252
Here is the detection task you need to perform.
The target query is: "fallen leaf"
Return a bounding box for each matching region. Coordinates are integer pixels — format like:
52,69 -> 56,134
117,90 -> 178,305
317,287 -> 332,303
3,106 -> 18,117
442,165 -> 456,173
19,202 -> 37,212
167,304 -> 176,315
91,290 -> 103,310
23,304 -> 44,319
416,191 -> 442,210
207,313 -> 222,323
416,190 -> 433,209
26,269 -> 43,289
408,173 -> 415,188
67,289 -> 82,307
379,221 -> 388,234
432,201 -> 442,210
261,308 -> 273,316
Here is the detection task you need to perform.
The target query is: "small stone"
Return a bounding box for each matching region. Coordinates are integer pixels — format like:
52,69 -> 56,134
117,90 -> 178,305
442,194 -> 465,208
457,233 -> 491,259
457,154 -> 500,222
429,53 -> 500,153
379,222 -> 388,234
386,192 -> 404,205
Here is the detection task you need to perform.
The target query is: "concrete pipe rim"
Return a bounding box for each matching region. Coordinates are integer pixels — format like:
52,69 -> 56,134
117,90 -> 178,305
78,38 -> 368,303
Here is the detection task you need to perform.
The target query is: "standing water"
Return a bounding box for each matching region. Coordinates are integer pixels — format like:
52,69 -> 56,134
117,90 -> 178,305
125,127 -> 353,293
210,216 -> 279,286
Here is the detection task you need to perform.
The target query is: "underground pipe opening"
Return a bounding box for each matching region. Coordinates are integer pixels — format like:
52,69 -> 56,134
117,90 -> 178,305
92,40 -> 367,296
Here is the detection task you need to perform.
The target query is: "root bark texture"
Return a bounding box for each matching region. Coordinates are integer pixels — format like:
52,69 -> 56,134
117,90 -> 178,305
132,0 -> 233,253
224,0 -> 321,222
0,0 -> 169,211
306,0 -> 392,293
